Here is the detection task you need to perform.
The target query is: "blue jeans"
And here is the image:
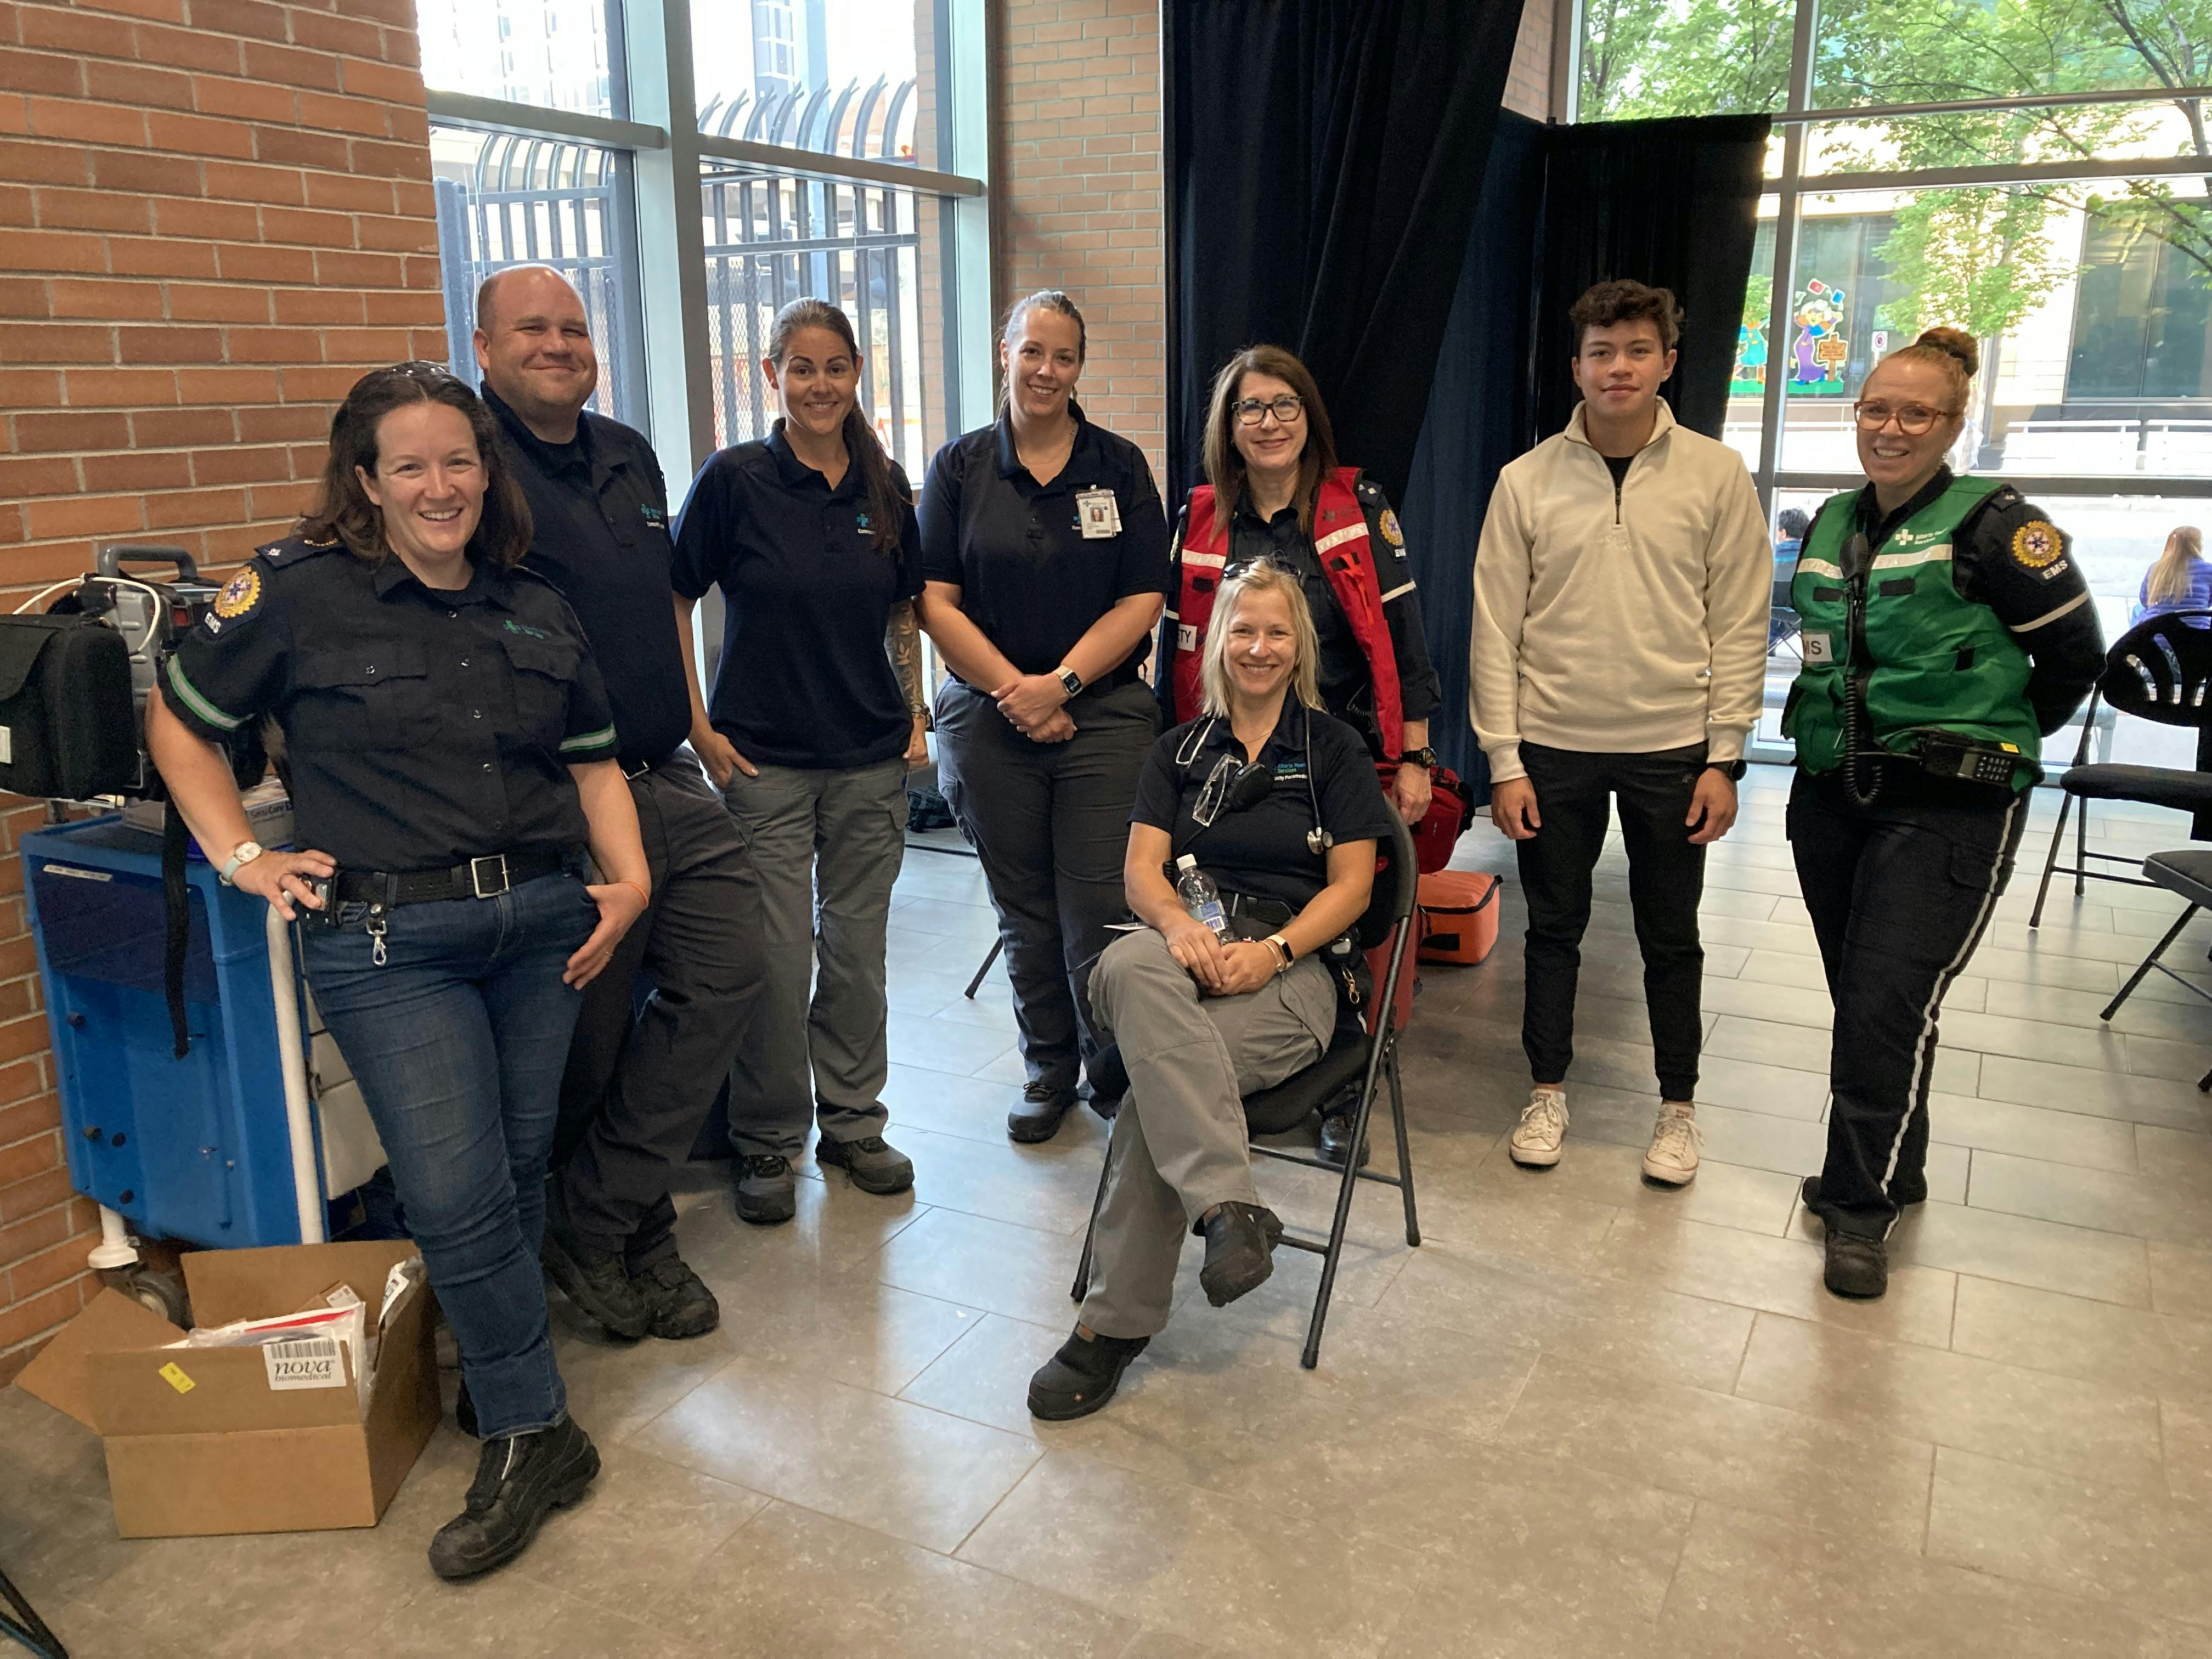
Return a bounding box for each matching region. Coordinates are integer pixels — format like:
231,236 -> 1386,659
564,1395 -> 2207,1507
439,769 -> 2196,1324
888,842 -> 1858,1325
300,870 -> 599,1438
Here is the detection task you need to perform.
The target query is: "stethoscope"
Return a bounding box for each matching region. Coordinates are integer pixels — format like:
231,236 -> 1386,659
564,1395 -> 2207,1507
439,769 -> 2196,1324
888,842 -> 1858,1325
1172,702 -> 1334,859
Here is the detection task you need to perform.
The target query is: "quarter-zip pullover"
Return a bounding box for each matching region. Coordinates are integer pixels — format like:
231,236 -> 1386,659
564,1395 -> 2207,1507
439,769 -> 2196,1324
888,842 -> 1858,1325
1469,398 -> 1770,781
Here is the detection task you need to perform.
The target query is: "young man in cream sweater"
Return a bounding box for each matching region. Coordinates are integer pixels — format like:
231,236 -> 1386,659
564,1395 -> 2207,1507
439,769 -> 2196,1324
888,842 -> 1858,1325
1470,280 -> 1770,1186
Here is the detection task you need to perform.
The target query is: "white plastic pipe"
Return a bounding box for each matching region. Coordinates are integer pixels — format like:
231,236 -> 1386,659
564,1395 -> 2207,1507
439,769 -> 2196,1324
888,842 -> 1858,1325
86,1204 -> 137,1271
265,904 -> 326,1245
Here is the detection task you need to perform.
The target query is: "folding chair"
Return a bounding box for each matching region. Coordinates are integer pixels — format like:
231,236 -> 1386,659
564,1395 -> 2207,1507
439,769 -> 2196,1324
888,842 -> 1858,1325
2030,609 -> 2212,928
2098,848 -> 2212,1092
1069,810 -> 1424,1369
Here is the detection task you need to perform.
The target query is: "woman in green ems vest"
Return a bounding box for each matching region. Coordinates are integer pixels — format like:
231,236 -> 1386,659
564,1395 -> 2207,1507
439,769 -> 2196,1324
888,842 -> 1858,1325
1783,327 -> 2103,1301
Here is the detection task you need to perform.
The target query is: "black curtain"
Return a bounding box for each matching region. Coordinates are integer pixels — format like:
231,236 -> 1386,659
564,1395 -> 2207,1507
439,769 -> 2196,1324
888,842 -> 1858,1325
1398,112 -> 1548,781
1531,114 -> 1773,443
1164,0 -> 1525,508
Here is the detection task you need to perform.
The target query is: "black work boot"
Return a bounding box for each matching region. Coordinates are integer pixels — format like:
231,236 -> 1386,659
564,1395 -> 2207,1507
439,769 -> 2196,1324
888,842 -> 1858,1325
1196,1202 -> 1284,1307
1007,1082 -> 1076,1144
1027,1327 -> 1150,1421
1822,1230 -> 1889,1300
427,1416 -> 600,1581
733,1154 -> 798,1226
814,1133 -> 916,1195
631,1254 -> 720,1340
540,1204 -> 652,1341
1317,1107 -> 1370,1169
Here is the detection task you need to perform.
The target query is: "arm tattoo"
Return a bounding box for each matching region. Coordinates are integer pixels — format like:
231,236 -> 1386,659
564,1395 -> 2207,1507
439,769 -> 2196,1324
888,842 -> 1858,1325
887,599 -> 928,716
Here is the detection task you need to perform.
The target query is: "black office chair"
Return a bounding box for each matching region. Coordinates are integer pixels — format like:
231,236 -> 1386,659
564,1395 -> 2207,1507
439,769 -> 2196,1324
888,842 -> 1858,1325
2030,609 -> 2212,928
2099,848 -> 2212,1092
1069,809 -> 1423,1369
1,1561 -> 67,1659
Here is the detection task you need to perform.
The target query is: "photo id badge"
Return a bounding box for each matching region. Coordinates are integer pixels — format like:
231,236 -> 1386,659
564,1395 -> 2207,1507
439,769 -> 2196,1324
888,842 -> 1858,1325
1076,487 -> 1121,539
1802,631 -> 1835,664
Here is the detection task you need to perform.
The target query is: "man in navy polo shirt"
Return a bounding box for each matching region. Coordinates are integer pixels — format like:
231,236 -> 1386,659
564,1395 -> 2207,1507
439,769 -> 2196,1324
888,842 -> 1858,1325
476,265 -> 764,1344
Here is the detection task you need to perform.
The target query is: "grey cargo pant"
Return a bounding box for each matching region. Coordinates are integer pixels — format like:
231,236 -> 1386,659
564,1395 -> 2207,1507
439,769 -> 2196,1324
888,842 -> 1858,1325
1079,927 -> 1336,1339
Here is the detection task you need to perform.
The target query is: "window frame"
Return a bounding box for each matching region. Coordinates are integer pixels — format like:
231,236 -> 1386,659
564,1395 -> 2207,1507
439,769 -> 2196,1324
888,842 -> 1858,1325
421,0 -> 994,490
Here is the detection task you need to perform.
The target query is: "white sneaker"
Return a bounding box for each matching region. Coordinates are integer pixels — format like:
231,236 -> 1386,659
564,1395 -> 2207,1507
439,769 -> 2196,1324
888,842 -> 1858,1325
1643,1101 -> 1701,1186
1510,1087 -> 1568,1167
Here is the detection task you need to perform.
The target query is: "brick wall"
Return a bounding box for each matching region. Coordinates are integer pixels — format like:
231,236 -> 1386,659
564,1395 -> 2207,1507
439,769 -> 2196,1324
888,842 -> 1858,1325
989,0 -> 1164,480
0,0 -> 440,1387
1505,0 -> 1555,121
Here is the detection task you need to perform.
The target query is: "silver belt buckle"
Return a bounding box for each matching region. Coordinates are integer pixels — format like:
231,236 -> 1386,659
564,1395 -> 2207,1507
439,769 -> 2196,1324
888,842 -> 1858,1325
622,756 -> 653,781
469,853 -> 510,899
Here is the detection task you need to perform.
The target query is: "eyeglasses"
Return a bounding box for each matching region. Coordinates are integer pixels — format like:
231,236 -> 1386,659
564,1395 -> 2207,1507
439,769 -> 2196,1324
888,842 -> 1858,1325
376,360 -> 464,385
1232,395 -> 1305,427
1192,753 -> 1276,827
1853,399 -> 1957,436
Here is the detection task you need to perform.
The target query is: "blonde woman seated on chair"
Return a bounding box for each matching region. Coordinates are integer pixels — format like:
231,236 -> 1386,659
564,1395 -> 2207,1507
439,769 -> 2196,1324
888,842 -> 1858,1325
1028,561 -> 1397,1420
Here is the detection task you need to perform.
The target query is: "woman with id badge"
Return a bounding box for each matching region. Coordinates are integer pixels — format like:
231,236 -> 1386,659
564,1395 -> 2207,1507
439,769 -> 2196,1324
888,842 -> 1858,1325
146,364 -> 651,1582
1156,346 -> 1443,825
1781,328 -> 2102,1301
1025,561 -> 1395,1420
917,290 -> 1172,1144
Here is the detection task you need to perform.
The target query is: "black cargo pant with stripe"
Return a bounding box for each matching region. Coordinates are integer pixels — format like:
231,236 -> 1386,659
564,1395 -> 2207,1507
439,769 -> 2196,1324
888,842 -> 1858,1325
1787,767 -> 2027,1240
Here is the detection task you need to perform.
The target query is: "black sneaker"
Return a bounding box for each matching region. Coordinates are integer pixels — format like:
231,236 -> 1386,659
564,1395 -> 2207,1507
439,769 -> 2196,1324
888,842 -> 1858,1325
631,1255 -> 720,1340
1196,1202 -> 1284,1307
814,1133 -> 915,1195
1823,1231 -> 1889,1300
734,1154 -> 798,1226
540,1224 -> 651,1340
1027,1327 -> 1150,1420
427,1417 -> 600,1581
1007,1081 -> 1076,1144
1317,1108 -> 1369,1169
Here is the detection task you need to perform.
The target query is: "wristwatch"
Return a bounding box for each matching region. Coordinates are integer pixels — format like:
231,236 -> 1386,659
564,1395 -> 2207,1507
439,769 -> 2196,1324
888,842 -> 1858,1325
219,840 -> 265,885
1705,759 -> 1748,781
1396,746 -> 1437,769
1053,665 -> 1084,699
1262,933 -> 1295,974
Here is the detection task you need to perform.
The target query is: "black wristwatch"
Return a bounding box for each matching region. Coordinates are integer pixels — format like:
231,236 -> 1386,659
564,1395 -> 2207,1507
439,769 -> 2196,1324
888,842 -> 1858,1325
1396,746 -> 1437,768
1705,759 -> 1748,781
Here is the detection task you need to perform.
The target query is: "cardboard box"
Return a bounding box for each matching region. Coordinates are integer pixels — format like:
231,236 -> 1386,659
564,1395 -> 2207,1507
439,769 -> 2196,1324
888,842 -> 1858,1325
16,1240 -> 438,1539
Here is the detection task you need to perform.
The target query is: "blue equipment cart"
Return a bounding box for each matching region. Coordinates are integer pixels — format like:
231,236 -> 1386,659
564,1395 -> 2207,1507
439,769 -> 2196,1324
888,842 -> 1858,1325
21,815 -> 363,1319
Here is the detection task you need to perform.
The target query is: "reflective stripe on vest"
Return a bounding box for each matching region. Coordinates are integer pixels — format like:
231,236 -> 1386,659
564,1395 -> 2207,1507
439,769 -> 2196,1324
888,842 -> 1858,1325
1173,468 -> 1403,752
1782,476 -> 2040,783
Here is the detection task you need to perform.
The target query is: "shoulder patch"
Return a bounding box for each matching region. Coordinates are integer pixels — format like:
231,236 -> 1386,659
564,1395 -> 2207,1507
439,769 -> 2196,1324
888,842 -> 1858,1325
212,566 -> 262,620
2011,520 -> 2064,570
1379,508 -> 1404,548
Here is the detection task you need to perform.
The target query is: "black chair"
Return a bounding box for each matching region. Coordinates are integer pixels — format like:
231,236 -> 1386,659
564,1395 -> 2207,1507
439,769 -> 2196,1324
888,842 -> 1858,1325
2029,609 -> 2212,928
1,1561 -> 67,1659
1068,809 -> 1423,1370
2098,848 -> 2212,1092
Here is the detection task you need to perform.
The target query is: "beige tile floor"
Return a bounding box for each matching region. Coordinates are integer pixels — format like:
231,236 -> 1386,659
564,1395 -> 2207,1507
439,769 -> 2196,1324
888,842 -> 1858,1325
8,764 -> 2212,1656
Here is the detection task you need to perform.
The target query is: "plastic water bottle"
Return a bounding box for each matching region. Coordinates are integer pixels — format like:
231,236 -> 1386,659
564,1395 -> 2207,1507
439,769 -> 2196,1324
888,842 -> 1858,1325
1175,854 -> 1227,938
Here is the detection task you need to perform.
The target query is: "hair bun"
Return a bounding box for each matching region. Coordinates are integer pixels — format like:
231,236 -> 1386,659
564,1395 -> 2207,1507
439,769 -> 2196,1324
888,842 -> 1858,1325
1915,326 -> 1979,377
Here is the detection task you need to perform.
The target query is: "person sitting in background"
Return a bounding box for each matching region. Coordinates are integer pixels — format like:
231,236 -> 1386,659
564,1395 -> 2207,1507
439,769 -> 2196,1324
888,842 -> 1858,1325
1026,562 -> 1395,1421
2132,525 -> 2212,626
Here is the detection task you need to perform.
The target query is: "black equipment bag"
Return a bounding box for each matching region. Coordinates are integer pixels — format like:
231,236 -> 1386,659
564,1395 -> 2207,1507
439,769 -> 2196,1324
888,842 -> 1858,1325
0,613 -> 138,799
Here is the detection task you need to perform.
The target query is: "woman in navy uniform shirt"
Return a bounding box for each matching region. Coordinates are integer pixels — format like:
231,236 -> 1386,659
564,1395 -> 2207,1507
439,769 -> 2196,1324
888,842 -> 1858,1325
917,290 -> 1172,1144
673,298 -> 927,1224
148,364 -> 652,1581
1027,562 -> 1395,1420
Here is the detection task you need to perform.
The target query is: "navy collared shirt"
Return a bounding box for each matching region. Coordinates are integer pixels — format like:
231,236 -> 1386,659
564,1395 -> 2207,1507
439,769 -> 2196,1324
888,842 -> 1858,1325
161,535 -> 617,871
670,426 -> 923,770
917,401 -> 1171,681
484,385 -> 693,768
1131,699 -> 1396,910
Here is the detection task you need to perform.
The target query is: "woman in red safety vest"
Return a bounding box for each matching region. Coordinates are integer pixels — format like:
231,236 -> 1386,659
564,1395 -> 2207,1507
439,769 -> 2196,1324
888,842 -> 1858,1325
1158,345 -> 1443,824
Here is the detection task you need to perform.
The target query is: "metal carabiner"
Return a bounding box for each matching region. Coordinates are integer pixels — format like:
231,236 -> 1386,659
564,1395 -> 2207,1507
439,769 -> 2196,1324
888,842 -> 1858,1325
366,904 -> 388,968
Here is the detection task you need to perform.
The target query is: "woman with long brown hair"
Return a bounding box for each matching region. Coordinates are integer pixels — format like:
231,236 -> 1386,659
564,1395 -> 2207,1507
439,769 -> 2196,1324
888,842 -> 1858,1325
1158,344 -> 1442,1163
148,362 -> 651,1579
2132,524 -> 2211,624
671,298 -> 927,1222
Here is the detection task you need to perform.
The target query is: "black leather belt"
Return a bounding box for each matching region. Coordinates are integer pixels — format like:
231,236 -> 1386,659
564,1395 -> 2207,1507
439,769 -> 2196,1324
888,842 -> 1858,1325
620,750 -> 679,781
1218,891 -> 1294,927
331,845 -> 567,907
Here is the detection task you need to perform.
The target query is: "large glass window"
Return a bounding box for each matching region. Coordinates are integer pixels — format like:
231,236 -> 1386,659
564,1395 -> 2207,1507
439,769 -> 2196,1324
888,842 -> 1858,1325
417,0 -> 622,121
1581,0 -> 2212,764
691,0 -> 929,163
428,125 -> 648,432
